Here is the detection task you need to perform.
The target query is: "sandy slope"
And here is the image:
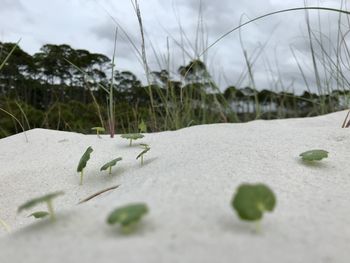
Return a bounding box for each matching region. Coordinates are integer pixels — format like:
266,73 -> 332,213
0,111 -> 349,263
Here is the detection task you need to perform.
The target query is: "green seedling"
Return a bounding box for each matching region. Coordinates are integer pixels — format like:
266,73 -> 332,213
138,119 -> 147,133
121,133 -> 144,146
232,183 -> 276,232
18,191 -> 64,221
107,203 -> 148,233
299,149 -> 328,162
91,127 -> 105,138
77,146 -> 93,185
136,144 -> 150,165
0,217 -> 10,232
28,211 -> 50,219
100,157 -> 123,175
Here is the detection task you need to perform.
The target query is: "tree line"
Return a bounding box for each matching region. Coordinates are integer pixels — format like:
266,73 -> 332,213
0,42 -> 347,138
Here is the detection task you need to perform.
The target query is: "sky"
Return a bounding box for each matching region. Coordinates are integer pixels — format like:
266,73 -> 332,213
0,0 -> 349,94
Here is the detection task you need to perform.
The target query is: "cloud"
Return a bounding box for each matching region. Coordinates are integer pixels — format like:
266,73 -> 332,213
1,0 -> 349,93
0,0 -> 24,12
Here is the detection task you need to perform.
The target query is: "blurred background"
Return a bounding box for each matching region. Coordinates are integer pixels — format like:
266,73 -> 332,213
1,0 -> 349,138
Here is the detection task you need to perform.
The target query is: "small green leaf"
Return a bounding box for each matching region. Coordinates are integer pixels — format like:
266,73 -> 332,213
77,146 -> 93,172
91,127 -> 105,132
232,184 -> 276,221
138,120 -> 147,133
107,203 -> 148,230
299,149 -> 328,161
136,147 -> 150,160
18,191 -> 64,213
121,133 -> 144,140
100,157 -> 122,172
29,211 -> 50,219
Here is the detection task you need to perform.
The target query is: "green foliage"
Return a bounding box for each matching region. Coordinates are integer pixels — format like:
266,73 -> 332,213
138,119 -> 147,133
121,133 -> 144,146
107,203 -> 148,233
136,147 -> 150,160
18,191 -> 64,213
91,127 -> 105,137
28,211 -> 50,219
299,149 -> 328,161
121,133 -> 144,140
77,146 -> 93,172
100,157 -> 123,174
232,184 -> 276,221
0,41 -> 348,139
136,144 -> 150,165
77,146 -> 93,185
18,191 -> 63,221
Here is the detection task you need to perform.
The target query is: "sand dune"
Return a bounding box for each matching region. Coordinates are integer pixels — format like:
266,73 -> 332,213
0,110 -> 349,263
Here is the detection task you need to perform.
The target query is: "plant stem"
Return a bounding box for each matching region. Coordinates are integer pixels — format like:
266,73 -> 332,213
121,222 -> 137,234
141,155 -> 144,165
129,139 -> 132,146
109,27 -> 118,138
109,166 -> 112,175
80,170 -> 84,185
47,200 -> 55,221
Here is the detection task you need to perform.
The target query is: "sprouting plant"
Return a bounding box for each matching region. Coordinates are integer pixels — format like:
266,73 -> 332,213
107,203 -> 148,233
77,146 -> 93,185
136,144 -> 150,165
91,127 -> 105,138
138,119 -> 147,133
100,157 -> 122,175
18,191 -> 64,221
299,149 -> 328,162
0,217 -> 10,232
232,183 -> 276,232
28,211 -> 50,219
121,133 -> 144,146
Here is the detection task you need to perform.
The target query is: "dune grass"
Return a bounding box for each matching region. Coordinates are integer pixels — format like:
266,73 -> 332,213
116,2 -> 350,129
1,3 -> 350,138
0,40 -> 29,141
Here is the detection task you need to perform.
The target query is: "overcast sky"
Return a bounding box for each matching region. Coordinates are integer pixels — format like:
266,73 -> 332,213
0,0 -> 348,93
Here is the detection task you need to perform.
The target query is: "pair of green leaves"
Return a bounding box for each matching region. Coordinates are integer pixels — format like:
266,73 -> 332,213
20,196 -> 149,234
107,203 -> 149,233
121,133 -> 144,146
77,146 -> 123,184
18,191 -> 64,221
113,185 -> 274,233
231,149 -> 328,226
120,120 -> 147,146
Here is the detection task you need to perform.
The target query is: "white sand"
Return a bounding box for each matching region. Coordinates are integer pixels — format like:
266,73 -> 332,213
0,111 -> 350,263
